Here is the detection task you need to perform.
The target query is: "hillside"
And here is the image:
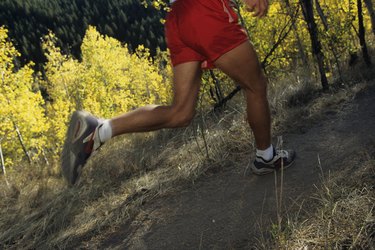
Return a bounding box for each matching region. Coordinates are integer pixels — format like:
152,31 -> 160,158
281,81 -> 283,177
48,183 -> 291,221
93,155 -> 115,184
0,0 -> 374,247
0,70 -> 374,249
84,79 -> 375,249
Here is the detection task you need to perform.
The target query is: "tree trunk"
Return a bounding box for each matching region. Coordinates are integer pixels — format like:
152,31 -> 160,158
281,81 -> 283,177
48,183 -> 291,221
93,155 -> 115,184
0,141 -> 5,175
13,122 -> 32,164
363,0 -> 375,35
358,0 -> 372,66
0,140 -> 10,187
209,70 -> 224,104
261,12 -> 295,69
283,0 -> 309,66
315,0 -> 343,82
299,0 -> 329,90
315,0 -> 329,29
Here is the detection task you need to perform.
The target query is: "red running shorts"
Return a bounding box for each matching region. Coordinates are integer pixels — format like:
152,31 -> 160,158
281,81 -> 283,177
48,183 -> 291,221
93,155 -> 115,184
165,0 -> 248,69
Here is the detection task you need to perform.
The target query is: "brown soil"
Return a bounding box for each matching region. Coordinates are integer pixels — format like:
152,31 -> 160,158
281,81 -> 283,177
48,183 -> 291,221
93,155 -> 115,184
92,82 -> 375,249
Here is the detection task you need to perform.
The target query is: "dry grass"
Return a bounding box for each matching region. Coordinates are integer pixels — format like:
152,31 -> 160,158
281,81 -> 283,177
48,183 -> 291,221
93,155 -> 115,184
0,62 -> 374,249
0,97 -> 255,249
265,154 -> 375,250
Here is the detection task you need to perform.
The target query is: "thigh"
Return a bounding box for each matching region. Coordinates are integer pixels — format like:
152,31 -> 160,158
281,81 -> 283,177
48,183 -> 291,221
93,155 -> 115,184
214,41 -> 266,91
171,61 -> 202,114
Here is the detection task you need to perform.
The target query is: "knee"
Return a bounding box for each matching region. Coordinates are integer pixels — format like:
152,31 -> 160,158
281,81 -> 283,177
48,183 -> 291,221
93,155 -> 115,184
241,72 -> 268,96
167,108 -> 195,128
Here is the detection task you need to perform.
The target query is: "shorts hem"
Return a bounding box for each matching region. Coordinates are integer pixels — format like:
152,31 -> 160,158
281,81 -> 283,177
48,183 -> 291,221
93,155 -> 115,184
171,59 -> 203,68
211,38 -> 249,65
170,38 -> 249,69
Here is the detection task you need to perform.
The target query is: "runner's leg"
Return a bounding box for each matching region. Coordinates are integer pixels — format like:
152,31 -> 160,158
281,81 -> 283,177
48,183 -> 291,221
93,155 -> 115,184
61,61 -> 202,185
110,61 -> 202,136
214,41 -> 271,150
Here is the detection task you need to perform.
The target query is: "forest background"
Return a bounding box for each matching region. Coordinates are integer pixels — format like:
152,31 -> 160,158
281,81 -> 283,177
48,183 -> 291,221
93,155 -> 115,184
0,0 -> 374,176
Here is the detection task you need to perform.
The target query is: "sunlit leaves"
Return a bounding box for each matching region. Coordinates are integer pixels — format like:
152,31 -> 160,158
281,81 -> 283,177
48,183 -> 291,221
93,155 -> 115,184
1,26 -> 172,165
236,0 -> 373,76
0,27 -> 49,165
42,26 -> 172,149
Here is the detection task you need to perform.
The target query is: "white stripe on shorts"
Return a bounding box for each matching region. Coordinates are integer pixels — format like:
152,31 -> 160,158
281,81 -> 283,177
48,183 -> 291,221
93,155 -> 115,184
220,0 -> 234,23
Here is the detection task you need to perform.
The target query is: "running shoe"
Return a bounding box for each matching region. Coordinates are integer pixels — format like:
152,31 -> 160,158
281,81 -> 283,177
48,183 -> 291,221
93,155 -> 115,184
61,110 -> 102,185
251,149 -> 296,175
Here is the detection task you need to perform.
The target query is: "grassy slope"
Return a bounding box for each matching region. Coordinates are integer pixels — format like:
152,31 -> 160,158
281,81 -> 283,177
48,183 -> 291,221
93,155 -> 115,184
262,153 -> 374,249
0,65 -> 374,249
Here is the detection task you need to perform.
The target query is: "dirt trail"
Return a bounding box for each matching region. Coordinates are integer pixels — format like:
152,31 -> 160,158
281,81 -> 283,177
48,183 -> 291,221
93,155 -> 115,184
98,82 -> 375,249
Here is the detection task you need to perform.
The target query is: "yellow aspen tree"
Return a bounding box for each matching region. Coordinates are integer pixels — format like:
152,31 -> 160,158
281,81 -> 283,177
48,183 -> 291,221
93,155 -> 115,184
0,27 -> 49,166
42,27 -> 172,153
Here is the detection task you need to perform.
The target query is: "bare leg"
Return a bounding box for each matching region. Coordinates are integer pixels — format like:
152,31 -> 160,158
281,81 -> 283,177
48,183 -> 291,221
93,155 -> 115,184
110,61 -> 202,136
214,41 -> 271,150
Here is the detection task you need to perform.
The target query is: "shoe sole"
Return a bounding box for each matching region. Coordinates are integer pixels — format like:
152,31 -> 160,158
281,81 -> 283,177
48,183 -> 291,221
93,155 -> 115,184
61,111 -> 98,185
251,152 -> 296,176
251,160 -> 295,175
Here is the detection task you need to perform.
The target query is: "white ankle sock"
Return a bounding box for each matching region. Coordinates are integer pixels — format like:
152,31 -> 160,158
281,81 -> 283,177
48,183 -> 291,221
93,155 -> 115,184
98,119 -> 112,143
256,145 -> 274,161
